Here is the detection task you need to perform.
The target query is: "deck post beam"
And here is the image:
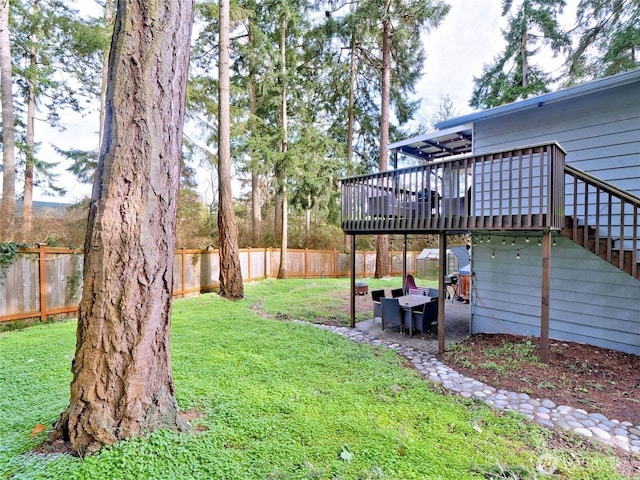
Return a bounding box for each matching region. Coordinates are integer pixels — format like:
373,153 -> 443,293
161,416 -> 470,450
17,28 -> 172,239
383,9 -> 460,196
540,229 -> 551,363
350,234 -> 356,328
402,234 -> 407,293
438,232 -> 447,354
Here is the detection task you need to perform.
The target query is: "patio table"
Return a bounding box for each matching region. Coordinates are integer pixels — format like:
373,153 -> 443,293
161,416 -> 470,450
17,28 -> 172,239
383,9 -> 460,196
395,295 -> 435,337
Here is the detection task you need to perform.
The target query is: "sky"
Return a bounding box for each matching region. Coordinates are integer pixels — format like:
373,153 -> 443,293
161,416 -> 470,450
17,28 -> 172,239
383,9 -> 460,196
415,0 -> 577,126
24,0 -> 578,204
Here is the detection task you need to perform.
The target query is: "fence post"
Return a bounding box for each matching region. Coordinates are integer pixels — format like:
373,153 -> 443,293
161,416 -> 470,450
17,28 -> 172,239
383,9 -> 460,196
304,249 -> 308,278
333,250 -> 337,278
38,243 -> 47,321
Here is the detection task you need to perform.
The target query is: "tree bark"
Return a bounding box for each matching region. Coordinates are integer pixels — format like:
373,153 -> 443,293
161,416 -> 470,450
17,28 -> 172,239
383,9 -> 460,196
345,33 -> 357,253
375,16 -> 392,278
277,17 -> 288,279
22,0 -> 38,241
98,0 -> 114,150
248,24 -> 262,248
0,0 -> 16,240
218,0 -> 244,298
53,0 -> 194,456
346,31 -> 356,165
251,171 -> 262,246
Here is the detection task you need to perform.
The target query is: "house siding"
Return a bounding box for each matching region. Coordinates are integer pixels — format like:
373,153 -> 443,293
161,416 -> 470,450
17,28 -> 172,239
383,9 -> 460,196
472,81 -> 640,196
471,234 -> 640,355
467,80 -> 640,355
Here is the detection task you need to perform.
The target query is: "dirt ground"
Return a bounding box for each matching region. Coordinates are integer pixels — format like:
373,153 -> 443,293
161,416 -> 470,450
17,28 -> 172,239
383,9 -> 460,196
441,333 -> 640,428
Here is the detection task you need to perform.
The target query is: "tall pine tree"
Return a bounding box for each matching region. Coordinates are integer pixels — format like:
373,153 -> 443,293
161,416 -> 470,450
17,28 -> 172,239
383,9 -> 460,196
338,0 -> 449,276
569,0 -> 640,81
470,0 -> 569,109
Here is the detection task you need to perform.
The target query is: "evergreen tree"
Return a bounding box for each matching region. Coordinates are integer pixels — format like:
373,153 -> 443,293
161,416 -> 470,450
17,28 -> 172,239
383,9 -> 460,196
10,0 -> 108,239
470,0 -> 570,109
218,0 -> 244,298
53,0 -> 194,456
0,0 -> 17,240
569,0 -> 640,81
430,93 -> 459,129
337,0 -> 449,277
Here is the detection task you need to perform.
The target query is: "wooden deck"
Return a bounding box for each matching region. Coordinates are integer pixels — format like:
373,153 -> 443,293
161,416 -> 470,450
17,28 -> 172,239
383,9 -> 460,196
341,142 -> 566,235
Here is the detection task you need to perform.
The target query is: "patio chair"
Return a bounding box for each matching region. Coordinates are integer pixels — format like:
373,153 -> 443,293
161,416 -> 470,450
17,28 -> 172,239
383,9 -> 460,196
381,298 -> 403,332
391,288 -> 404,298
411,299 -> 438,337
371,289 -> 385,320
426,288 -> 439,298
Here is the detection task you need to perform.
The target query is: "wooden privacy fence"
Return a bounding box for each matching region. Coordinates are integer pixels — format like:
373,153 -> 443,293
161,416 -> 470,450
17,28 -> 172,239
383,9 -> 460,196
0,246 -> 418,323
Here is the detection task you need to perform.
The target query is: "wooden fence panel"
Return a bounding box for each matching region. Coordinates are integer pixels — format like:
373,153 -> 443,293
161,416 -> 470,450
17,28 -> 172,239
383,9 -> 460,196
286,250 -> 305,277
0,252 -> 39,319
245,248 -> 266,281
200,250 -> 218,290
306,250 -> 337,278
45,249 -> 83,311
184,250 -> 203,295
268,248 -> 280,278
1,247 -> 417,323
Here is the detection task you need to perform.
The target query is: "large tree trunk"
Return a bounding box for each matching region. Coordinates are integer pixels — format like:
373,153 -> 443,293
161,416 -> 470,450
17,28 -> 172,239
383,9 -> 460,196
52,0 -> 194,456
248,25 -> 262,247
98,0 -> 114,149
274,192 -> 282,243
217,0 -> 243,298
22,1 -> 38,241
375,17 -> 391,278
520,7 -> 528,88
276,17 -> 288,279
0,0 -> 16,240
346,31 -> 356,165
251,171 -> 261,246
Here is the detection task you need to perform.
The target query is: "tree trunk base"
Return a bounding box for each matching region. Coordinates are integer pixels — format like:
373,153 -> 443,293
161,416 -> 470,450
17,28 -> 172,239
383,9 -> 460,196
52,390 -> 189,457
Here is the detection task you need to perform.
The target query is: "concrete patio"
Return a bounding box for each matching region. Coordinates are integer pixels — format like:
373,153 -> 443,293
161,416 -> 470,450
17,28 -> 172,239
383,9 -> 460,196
355,296 -> 470,354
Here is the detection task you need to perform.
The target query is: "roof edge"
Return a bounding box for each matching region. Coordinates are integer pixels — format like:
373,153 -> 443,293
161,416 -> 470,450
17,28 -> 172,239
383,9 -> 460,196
436,69 -> 640,130
387,123 -> 473,150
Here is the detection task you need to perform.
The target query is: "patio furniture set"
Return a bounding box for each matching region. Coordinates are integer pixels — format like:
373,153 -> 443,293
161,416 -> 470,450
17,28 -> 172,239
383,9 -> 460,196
371,275 -> 439,338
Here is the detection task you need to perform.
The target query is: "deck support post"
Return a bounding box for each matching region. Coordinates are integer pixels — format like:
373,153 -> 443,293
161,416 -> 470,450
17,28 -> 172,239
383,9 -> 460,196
438,232 -> 447,354
401,234 -> 407,292
350,234 -> 356,328
540,229 -> 551,363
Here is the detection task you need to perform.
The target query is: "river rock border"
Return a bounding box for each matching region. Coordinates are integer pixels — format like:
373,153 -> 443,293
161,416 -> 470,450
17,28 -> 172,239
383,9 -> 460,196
317,323 -> 640,454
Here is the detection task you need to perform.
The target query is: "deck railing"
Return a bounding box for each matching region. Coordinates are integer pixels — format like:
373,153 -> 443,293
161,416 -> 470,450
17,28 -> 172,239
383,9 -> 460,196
341,142 -> 566,234
564,165 -> 639,279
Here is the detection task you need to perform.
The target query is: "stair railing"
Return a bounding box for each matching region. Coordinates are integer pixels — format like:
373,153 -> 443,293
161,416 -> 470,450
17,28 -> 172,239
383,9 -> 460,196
565,164 -> 640,278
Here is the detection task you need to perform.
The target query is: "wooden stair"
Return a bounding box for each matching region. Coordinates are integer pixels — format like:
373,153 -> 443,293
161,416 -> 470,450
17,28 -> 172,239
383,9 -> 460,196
562,165 -> 640,281
560,217 -> 640,280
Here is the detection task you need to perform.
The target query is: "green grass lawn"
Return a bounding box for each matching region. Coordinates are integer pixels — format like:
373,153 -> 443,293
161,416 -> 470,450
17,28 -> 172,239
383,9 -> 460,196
0,279 -> 625,479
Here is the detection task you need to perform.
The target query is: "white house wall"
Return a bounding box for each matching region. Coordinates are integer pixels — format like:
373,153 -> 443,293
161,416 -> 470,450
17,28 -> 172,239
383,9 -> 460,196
471,234 -> 640,355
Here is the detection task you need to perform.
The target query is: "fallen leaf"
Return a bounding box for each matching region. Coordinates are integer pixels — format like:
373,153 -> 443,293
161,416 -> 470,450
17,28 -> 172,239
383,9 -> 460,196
30,423 -> 47,438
